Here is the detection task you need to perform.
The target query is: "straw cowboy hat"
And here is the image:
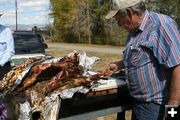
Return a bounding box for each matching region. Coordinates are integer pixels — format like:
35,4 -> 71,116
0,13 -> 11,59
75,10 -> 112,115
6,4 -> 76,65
105,0 -> 143,19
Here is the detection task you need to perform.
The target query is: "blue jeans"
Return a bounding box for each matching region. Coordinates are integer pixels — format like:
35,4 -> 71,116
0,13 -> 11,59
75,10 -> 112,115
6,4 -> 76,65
132,101 -> 165,120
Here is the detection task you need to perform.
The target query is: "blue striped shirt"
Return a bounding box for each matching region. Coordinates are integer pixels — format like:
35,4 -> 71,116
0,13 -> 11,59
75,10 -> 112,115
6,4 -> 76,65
0,25 -> 15,66
123,10 -> 180,104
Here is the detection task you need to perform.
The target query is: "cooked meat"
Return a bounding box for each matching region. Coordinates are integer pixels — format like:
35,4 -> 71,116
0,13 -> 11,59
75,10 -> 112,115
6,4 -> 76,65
0,57 -> 43,92
4,51 -> 101,99
16,63 -> 52,92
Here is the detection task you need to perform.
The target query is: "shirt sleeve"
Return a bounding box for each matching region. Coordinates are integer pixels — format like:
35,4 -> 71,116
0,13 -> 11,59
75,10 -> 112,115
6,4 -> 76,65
0,28 -> 15,66
149,21 -> 180,68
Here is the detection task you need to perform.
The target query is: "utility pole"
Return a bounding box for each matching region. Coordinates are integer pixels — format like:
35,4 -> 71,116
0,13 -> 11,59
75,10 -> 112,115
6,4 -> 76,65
48,16 -> 53,39
15,0 -> 18,31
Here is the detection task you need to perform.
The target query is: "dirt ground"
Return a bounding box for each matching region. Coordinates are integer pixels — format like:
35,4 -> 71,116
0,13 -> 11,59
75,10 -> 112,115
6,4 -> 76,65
91,110 -> 132,120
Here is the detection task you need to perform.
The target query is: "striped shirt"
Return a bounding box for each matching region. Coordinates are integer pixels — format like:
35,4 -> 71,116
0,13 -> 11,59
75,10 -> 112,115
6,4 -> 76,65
123,10 -> 180,104
0,25 -> 15,66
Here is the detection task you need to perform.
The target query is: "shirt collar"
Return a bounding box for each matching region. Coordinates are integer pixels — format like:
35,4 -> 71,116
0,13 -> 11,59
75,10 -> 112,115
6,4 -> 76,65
138,10 -> 150,32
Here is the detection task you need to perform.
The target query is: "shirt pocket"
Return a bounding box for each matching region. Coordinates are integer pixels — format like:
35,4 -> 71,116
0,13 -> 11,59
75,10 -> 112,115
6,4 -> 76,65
128,45 -> 142,67
126,45 -> 151,69
0,42 -> 7,52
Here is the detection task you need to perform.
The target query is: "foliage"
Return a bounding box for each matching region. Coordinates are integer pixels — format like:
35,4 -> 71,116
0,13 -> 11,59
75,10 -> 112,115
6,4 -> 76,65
49,0 -> 76,42
49,0 -> 180,45
148,0 -> 180,27
49,0 -> 129,45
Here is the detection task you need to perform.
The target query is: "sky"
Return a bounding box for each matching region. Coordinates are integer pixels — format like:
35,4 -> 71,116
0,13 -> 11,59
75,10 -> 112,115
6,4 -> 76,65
0,0 -> 51,25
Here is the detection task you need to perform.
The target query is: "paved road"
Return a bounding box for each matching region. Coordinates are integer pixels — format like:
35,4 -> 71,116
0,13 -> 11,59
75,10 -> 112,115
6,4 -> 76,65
47,43 -> 124,55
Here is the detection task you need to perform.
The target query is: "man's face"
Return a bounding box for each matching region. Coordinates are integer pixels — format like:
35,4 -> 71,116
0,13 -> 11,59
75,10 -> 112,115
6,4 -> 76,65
114,10 -> 137,33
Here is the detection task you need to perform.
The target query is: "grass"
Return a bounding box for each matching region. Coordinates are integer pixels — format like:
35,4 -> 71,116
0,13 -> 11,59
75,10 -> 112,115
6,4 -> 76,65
46,49 -> 122,72
46,41 -> 124,49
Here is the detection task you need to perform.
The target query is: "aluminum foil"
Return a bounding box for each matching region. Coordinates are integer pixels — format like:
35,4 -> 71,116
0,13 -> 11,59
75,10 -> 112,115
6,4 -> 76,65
4,63 -> 34,95
34,93 -> 61,120
59,86 -> 90,99
78,51 -> 100,75
18,101 -> 32,120
22,85 -> 95,120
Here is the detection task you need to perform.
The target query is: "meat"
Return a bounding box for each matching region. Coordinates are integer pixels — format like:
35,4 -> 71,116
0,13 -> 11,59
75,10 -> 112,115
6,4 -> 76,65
16,63 -> 52,92
0,57 -> 44,93
45,74 -> 101,94
0,51 -> 101,99
11,51 -> 100,95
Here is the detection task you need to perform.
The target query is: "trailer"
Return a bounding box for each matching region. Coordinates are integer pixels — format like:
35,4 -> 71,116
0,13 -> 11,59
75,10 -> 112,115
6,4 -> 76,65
59,76 -> 132,120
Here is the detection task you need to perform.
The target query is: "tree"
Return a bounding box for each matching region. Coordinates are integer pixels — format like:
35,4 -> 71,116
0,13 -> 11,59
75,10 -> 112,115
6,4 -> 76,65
72,0 -> 94,44
148,0 -> 180,27
49,0 -> 128,45
49,0 -> 76,42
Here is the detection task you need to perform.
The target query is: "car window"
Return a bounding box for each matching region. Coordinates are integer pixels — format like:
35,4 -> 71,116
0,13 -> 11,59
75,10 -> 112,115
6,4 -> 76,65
14,33 -> 45,54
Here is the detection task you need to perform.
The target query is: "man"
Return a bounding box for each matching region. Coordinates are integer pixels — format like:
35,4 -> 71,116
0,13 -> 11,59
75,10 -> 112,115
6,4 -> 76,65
100,0 -> 180,120
0,10 -> 15,120
0,11 -> 15,80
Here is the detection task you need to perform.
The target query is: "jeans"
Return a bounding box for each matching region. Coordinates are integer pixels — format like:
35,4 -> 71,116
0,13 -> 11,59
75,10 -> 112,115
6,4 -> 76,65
117,111 -> 125,120
132,101 -> 165,120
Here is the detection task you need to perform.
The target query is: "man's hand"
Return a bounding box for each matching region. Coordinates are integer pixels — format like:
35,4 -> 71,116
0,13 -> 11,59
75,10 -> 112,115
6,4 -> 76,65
100,63 -> 119,77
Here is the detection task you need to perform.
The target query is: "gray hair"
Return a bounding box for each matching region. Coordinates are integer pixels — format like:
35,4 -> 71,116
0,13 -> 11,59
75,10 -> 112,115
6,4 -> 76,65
117,2 -> 146,16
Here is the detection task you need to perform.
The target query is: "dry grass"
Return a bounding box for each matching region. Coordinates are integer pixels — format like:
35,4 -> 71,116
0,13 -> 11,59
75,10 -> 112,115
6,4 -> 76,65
46,41 -> 124,49
46,48 -> 132,120
46,49 -> 122,72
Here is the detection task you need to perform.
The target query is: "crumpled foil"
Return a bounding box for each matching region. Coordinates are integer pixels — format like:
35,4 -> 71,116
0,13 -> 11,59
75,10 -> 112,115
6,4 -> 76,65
34,93 -> 61,120
20,84 -> 97,120
18,101 -> 32,120
0,64 -> 33,98
4,64 -> 34,95
1,59 -> 46,97
78,51 -> 100,75
59,86 -> 90,99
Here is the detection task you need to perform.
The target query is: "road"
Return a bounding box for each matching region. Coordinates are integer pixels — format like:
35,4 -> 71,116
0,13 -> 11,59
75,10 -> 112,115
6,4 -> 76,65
46,43 -> 124,55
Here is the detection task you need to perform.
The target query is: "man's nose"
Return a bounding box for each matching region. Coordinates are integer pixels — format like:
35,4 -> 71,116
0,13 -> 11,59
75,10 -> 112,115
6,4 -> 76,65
117,21 -> 122,27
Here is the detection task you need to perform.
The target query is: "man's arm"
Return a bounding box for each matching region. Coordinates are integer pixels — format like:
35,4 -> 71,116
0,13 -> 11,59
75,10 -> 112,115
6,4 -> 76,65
0,28 -> 15,66
168,65 -> 180,105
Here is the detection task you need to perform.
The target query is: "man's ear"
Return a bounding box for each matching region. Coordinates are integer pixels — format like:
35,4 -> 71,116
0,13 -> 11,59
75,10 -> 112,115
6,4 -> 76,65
126,8 -> 133,20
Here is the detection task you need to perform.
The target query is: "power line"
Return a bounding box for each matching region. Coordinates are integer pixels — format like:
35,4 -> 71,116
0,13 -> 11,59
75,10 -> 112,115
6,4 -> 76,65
15,0 -> 18,30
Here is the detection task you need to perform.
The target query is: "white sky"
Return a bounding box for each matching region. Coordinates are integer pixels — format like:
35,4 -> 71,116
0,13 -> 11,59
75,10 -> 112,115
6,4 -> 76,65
0,0 -> 51,25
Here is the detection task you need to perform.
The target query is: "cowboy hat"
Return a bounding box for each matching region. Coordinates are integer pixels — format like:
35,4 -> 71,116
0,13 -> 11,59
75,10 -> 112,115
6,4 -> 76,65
105,0 -> 143,19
